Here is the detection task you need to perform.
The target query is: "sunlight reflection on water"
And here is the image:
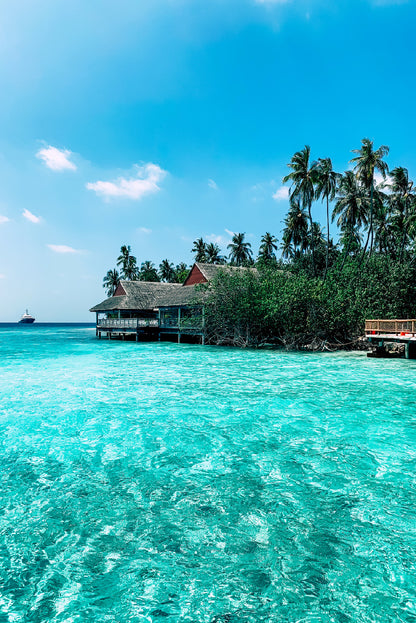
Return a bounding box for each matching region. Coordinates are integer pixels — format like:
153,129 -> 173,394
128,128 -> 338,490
0,326 -> 416,622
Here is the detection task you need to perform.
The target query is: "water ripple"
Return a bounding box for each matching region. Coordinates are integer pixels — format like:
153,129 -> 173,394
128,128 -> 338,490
0,327 -> 416,621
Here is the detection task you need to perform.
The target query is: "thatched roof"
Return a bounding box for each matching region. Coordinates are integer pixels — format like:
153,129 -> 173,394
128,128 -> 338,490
157,284 -> 206,307
90,281 -> 183,312
196,262 -> 258,280
90,263 -> 259,313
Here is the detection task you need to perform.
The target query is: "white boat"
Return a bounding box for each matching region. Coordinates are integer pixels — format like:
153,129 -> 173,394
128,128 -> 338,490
19,309 -> 35,324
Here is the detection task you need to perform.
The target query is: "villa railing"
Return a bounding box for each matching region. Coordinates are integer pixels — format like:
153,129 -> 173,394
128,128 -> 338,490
98,318 -> 159,330
97,317 -> 203,331
365,319 -> 416,335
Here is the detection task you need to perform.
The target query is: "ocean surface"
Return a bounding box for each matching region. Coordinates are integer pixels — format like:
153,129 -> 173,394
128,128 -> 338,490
0,324 -> 416,623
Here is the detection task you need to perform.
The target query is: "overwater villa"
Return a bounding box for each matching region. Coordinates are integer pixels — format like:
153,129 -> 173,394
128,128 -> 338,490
90,262 -> 245,344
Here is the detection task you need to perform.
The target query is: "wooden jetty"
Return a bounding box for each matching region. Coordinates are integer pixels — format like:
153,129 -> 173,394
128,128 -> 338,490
365,319 -> 416,359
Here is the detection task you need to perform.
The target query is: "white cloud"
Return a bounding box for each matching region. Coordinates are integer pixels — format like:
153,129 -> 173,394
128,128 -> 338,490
23,208 -> 41,223
206,234 -> 227,247
86,163 -> 166,201
138,227 -> 152,234
225,228 -> 235,237
0,274 -> 5,279
208,179 -> 219,190
0,215 -> 10,224
272,186 -> 289,201
374,172 -> 392,189
47,244 -> 82,254
36,145 -> 77,171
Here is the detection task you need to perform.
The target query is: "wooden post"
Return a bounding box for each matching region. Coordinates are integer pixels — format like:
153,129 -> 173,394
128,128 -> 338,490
202,306 -> 205,344
405,342 -> 416,359
178,307 -> 181,344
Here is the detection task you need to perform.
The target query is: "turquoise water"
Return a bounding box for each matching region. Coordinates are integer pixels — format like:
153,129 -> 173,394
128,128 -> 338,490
1,325 -> 416,623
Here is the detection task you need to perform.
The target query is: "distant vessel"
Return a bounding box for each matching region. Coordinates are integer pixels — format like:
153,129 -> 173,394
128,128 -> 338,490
19,309 -> 35,324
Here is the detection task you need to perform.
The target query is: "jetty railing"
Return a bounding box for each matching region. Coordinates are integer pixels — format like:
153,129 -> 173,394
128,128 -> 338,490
98,318 -> 159,330
365,319 -> 416,335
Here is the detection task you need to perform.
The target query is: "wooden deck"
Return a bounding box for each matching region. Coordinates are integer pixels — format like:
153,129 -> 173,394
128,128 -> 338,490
365,319 -> 416,359
96,314 -> 205,344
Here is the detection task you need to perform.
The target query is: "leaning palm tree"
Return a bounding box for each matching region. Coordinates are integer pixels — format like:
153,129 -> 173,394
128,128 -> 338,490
191,238 -> 207,263
159,259 -> 176,282
350,138 -> 389,259
258,232 -> 278,263
139,261 -> 160,282
332,171 -> 368,271
314,158 -> 340,280
103,268 -> 120,297
282,199 -> 309,257
227,232 -> 253,266
283,146 -> 319,275
205,242 -> 225,264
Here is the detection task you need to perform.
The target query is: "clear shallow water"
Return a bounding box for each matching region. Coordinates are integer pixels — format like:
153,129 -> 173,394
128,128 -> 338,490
1,326 -> 416,623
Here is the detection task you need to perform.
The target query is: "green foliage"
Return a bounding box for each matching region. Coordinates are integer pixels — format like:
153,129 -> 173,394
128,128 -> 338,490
202,257 -> 416,348
103,268 -> 120,297
139,261 -> 160,282
173,262 -> 189,283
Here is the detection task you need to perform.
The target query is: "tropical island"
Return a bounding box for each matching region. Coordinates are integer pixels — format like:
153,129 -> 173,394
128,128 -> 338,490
93,139 -> 416,349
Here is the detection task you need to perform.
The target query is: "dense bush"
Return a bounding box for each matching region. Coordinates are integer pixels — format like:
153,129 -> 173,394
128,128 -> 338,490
201,257 -> 416,349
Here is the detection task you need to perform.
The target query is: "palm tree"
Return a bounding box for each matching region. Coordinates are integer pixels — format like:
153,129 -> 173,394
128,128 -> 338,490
117,245 -> 138,279
123,255 -> 138,280
339,225 -> 362,258
205,243 -> 225,264
174,262 -> 189,283
139,261 -> 160,282
350,138 -> 389,258
314,158 -> 340,279
283,146 -> 319,275
258,232 -> 278,263
332,171 -> 368,270
373,192 -> 393,256
281,199 -> 309,258
388,167 -> 415,262
192,237 -> 207,262
281,236 -> 295,261
159,259 -> 176,282
227,233 -> 253,266
103,268 -> 120,296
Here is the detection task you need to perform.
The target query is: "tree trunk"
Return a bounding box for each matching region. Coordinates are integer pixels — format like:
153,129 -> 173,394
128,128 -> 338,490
323,194 -> 330,283
400,198 -> 408,264
340,225 -> 353,273
307,202 -> 316,277
360,179 -> 373,265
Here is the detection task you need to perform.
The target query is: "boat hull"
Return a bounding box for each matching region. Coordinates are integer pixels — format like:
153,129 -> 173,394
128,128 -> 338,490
19,318 -> 35,324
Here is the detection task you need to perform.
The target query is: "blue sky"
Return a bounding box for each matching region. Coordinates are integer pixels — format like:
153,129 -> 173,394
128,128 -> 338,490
0,0 -> 415,320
